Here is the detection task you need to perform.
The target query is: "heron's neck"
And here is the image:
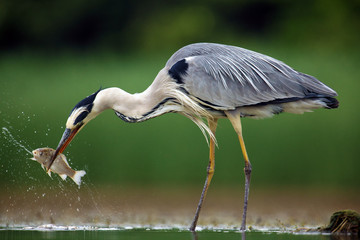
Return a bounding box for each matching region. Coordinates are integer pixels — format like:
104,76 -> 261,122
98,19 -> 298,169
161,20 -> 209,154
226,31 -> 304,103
92,83 -> 171,122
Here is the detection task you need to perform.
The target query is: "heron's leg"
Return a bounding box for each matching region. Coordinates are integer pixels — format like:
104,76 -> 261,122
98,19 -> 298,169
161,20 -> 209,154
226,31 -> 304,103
225,111 -> 252,231
190,118 -> 218,232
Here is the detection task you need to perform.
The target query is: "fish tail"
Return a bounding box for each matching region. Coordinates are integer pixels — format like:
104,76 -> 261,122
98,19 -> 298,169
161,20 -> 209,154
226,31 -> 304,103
71,170 -> 86,186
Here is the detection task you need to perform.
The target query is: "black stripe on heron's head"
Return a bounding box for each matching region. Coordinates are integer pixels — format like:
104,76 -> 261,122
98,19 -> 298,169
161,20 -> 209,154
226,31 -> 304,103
70,89 -> 101,114
70,89 -> 101,125
168,59 -> 188,84
73,111 -> 89,125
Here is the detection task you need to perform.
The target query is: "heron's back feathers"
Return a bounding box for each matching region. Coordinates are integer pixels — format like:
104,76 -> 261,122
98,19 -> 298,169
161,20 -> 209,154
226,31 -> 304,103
166,43 -> 338,111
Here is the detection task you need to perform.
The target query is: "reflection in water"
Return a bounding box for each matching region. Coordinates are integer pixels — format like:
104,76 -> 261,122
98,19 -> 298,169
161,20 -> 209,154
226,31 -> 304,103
192,229 -> 248,240
331,235 -> 360,240
0,230 -> 344,240
192,231 -> 197,240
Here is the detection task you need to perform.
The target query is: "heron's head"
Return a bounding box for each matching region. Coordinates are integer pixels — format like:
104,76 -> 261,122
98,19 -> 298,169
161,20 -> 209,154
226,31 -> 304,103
47,89 -> 102,170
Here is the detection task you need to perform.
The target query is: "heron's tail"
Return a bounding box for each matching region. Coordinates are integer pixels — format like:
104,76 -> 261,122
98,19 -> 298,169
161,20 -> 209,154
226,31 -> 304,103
320,97 -> 339,109
280,96 -> 338,115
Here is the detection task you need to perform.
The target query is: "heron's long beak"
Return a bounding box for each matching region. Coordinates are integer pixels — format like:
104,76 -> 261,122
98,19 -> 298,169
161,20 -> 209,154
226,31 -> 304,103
46,125 -> 82,171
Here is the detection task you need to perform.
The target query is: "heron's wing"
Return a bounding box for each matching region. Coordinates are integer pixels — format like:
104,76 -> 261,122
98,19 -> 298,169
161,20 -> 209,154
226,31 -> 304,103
166,43 -> 337,109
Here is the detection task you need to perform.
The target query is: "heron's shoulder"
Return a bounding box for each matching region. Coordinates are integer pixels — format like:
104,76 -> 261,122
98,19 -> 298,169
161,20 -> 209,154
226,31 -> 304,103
166,43 -> 245,66
165,43 -> 286,72
166,43 -> 291,88
168,59 -> 188,84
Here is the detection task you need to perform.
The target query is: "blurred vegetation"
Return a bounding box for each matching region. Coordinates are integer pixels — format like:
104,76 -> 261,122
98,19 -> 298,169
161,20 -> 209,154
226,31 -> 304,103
0,0 -> 359,52
0,0 -> 359,189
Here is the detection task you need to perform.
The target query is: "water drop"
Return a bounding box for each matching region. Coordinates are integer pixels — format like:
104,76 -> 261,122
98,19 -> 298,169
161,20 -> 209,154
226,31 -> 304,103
2,127 -> 32,154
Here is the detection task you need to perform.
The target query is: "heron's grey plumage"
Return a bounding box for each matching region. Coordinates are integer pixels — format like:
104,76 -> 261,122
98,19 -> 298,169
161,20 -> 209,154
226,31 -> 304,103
166,43 -> 337,110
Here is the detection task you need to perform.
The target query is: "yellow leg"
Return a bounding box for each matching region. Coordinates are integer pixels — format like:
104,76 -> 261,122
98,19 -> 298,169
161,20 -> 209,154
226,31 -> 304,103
226,111 -> 252,231
190,118 -> 218,232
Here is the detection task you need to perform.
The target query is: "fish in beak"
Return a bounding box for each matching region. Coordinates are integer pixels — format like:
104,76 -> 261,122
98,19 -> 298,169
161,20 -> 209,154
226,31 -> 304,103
47,124 -> 82,171
46,89 -> 102,172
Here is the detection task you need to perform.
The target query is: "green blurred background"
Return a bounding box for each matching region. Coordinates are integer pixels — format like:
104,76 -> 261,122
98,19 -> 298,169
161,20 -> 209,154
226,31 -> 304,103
1,0 -> 359,190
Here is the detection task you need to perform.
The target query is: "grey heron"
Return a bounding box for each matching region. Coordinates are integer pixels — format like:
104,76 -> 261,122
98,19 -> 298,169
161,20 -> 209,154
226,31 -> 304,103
47,42 -> 338,231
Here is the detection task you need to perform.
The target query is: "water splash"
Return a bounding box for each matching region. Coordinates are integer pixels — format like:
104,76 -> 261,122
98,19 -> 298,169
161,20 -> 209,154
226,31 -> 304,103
1,126 -> 105,227
2,127 -> 32,155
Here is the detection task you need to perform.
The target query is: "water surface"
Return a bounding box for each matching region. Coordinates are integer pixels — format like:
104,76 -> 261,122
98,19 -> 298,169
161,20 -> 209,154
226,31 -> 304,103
0,229 -> 339,240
